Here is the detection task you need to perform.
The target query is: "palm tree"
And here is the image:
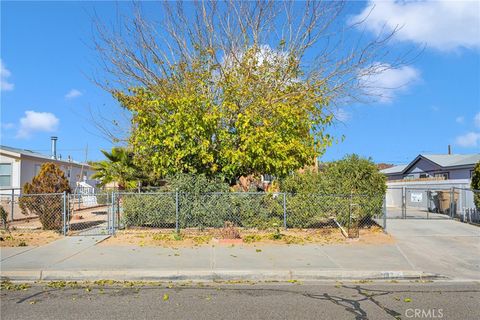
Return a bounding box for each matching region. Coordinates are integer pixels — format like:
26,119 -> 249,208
91,147 -> 140,190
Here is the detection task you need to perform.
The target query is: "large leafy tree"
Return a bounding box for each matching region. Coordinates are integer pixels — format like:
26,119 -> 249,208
115,45 -> 332,180
93,1 -> 414,181
91,147 -> 142,189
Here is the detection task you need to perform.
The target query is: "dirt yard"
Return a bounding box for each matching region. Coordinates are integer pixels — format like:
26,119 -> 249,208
5,205 -> 109,235
101,226 -> 394,248
0,230 -> 61,247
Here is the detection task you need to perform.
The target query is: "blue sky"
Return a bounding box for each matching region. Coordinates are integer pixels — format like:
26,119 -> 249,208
1,1 -> 479,164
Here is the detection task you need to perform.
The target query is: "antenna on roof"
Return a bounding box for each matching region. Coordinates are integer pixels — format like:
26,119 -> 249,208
448,145 -> 452,155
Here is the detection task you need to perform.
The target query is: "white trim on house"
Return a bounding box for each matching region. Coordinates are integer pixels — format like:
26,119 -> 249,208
0,145 -> 96,194
381,154 -> 480,181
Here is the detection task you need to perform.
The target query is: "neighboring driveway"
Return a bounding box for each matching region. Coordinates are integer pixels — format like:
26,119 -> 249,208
386,219 -> 480,280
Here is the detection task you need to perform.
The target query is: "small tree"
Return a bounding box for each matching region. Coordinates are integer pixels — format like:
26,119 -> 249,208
91,147 -> 142,189
19,163 -> 71,230
471,161 -> 480,209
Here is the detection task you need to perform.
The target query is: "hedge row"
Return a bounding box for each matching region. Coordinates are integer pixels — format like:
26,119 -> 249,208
119,192 -> 384,229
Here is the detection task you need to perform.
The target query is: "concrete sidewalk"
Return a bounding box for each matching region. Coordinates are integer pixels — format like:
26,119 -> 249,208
1,220 -> 478,282
1,241 -> 436,281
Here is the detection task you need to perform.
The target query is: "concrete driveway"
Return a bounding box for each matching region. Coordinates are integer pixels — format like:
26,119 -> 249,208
386,219 -> 479,280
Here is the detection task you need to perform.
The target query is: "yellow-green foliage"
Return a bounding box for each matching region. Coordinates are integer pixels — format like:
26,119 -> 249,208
115,46 -> 333,181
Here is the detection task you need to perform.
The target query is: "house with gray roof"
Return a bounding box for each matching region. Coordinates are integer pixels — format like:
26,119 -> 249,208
380,154 -> 480,181
0,137 -> 96,194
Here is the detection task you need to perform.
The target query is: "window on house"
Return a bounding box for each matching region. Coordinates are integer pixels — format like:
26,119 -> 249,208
0,163 -> 12,187
34,164 -> 41,176
434,172 -> 449,180
419,173 -> 428,179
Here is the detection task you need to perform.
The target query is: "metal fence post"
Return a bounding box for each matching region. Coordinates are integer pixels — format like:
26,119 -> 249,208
110,192 -> 115,235
402,186 -> 406,219
62,191 -> 67,236
283,193 -> 287,230
112,192 -> 117,235
175,189 -> 179,233
383,194 -> 387,233
10,188 -> 14,222
450,187 -> 455,218
348,192 -> 352,235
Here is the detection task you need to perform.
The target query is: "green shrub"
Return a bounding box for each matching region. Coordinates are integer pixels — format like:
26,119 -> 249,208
230,193 -> 283,229
281,154 -> 386,225
161,173 -> 229,193
121,193 -> 176,228
286,194 -> 350,227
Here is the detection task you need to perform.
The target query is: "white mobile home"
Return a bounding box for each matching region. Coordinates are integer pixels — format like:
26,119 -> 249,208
0,139 -> 95,194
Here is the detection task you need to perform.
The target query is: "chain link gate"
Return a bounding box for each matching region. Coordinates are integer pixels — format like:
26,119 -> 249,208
384,186 -> 478,221
65,192 -> 114,236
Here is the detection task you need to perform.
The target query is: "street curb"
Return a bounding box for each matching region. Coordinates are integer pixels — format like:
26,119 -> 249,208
1,269 -> 448,282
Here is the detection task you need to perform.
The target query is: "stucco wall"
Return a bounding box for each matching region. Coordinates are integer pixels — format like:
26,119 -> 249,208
20,156 -> 93,190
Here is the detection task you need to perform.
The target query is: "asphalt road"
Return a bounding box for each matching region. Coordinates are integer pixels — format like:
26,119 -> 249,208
1,281 -> 479,320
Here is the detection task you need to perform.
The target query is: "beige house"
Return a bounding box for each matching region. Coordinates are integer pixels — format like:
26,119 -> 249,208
0,141 -> 95,195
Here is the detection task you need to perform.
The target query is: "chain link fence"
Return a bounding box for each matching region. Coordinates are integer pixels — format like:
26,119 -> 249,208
0,193 -> 66,233
455,188 -> 480,224
2,187 -> 478,237
385,186 -> 480,224
113,192 -> 386,238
